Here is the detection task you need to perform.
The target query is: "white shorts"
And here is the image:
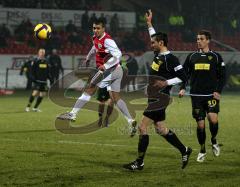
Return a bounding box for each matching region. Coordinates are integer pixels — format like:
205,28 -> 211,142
97,64 -> 123,92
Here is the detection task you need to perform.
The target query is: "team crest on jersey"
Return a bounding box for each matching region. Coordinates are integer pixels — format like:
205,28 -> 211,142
98,43 -> 102,49
208,56 -> 213,60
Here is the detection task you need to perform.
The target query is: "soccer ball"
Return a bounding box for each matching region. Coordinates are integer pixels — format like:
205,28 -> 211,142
34,23 -> 52,40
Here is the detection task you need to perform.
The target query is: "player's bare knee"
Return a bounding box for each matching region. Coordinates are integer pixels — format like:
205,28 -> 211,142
40,92 -> 46,97
209,118 -> 218,124
109,96 -> 117,104
138,125 -> 147,135
111,97 -> 118,104
110,92 -> 120,103
85,88 -> 95,96
155,122 -> 168,135
32,90 -> 38,96
156,126 -> 168,135
197,121 -> 205,129
107,98 -> 113,105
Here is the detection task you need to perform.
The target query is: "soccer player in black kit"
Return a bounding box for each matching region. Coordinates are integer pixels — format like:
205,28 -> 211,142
123,10 -> 192,171
179,30 -> 226,162
25,48 -> 51,112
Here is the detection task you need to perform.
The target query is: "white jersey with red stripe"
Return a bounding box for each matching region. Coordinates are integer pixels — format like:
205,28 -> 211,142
86,32 -> 122,69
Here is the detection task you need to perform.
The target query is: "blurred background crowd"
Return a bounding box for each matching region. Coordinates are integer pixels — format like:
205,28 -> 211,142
0,0 -> 240,55
0,0 -> 240,90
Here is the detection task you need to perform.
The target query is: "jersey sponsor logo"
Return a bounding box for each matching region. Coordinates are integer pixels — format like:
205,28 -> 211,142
174,65 -> 183,72
39,64 -> 47,68
194,63 -> 210,70
208,56 -> 213,61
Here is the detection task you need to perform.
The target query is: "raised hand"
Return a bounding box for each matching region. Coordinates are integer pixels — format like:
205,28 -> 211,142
145,9 -> 153,26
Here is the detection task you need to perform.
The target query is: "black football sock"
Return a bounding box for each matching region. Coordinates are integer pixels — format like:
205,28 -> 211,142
163,130 -> 186,154
197,127 -> 206,153
34,96 -> 43,108
136,135 -> 149,164
209,122 -> 218,144
27,95 -> 35,107
98,103 -> 105,118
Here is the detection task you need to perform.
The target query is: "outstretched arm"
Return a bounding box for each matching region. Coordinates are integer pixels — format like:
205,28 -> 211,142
145,9 -> 156,36
86,45 -> 96,61
85,45 -> 96,67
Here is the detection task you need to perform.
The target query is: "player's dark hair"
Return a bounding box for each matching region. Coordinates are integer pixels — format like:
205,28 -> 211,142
151,32 -> 168,47
93,18 -> 106,27
198,30 -> 212,40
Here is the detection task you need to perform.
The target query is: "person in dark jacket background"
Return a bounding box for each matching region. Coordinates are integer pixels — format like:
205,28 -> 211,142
20,56 -> 34,90
48,49 -> 63,88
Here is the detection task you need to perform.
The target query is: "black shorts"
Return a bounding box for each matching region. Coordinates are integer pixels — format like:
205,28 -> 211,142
96,87 -> 110,102
32,82 -> 48,92
143,108 -> 166,123
191,96 -> 220,121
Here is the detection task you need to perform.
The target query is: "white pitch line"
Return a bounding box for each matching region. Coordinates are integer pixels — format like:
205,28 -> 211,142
1,138 -> 198,151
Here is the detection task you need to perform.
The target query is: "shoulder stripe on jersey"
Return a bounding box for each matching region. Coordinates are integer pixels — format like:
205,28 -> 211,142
99,32 -> 106,40
210,51 -> 220,62
189,51 -> 198,61
164,55 -> 170,72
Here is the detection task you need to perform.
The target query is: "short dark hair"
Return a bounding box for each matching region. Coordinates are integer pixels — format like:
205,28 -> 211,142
93,18 -> 106,27
151,32 -> 168,47
198,30 -> 212,40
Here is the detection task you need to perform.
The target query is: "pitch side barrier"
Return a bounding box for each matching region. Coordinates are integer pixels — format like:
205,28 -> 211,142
2,51 -> 240,89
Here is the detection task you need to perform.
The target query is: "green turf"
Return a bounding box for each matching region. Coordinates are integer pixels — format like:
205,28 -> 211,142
0,91 -> 239,187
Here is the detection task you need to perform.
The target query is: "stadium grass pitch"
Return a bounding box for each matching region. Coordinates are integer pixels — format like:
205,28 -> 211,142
0,90 -> 239,187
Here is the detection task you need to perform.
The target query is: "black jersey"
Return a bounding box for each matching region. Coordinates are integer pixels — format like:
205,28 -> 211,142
32,58 -> 51,82
182,51 -> 226,94
48,54 -> 63,75
148,51 -> 187,98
